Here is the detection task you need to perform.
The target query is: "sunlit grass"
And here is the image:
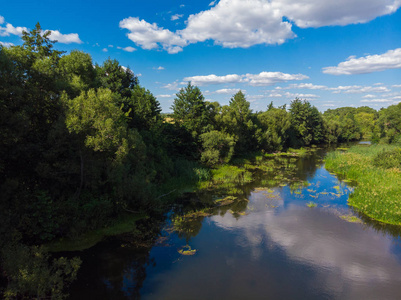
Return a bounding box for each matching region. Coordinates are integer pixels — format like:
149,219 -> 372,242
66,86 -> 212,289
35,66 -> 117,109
325,145 -> 401,226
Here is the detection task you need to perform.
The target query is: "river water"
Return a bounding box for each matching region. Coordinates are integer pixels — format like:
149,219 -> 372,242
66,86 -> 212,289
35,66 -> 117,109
68,148 -> 401,300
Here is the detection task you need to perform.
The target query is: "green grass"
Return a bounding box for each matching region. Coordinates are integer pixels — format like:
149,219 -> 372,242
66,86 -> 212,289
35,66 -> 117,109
45,214 -> 147,252
325,145 -> 401,226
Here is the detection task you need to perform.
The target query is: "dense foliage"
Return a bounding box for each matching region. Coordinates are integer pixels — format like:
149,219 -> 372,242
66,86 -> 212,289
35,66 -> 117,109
1,23 -> 401,298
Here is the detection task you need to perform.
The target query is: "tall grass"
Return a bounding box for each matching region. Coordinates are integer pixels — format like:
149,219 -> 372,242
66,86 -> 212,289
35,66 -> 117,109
325,145 -> 401,226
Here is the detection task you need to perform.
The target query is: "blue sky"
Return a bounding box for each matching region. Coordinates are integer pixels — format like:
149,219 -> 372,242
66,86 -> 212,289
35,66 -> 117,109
1,0 -> 401,112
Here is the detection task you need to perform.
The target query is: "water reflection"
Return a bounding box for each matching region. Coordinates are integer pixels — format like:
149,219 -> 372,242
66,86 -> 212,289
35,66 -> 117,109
69,149 -> 401,300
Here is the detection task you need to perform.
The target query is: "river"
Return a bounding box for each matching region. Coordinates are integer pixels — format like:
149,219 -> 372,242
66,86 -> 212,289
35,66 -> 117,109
68,147 -> 401,300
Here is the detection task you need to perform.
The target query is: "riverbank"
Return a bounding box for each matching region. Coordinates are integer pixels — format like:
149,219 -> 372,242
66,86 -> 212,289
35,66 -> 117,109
325,144 -> 401,226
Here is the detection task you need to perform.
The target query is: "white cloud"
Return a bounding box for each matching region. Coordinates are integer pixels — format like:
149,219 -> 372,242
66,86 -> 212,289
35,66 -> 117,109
180,0 -> 294,48
268,92 -> 283,97
163,81 -> 181,90
108,44 -> 114,48
245,72 -> 309,86
323,48 -> 401,75
102,48 -> 108,52
214,88 -> 245,94
363,94 -> 376,98
182,71 -> 308,87
392,84 -> 401,88
171,14 -> 183,21
0,41 -> 14,47
119,17 -> 187,54
183,74 -> 244,85
0,23 -> 28,37
328,85 -> 390,94
361,98 -> 394,103
285,83 -> 328,90
0,18 -> 82,44
157,94 -> 173,98
119,1 -> 401,53
271,0 -> 401,28
154,66 -> 165,70
46,30 -> 82,44
283,91 -> 319,99
122,46 -> 136,52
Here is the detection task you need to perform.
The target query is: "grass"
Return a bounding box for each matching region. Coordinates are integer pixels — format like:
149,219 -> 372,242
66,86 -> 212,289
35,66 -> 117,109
45,214 -> 147,252
325,144 -> 401,226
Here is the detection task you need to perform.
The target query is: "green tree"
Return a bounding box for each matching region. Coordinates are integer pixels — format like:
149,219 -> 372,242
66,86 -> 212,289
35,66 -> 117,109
289,99 -> 324,146
257,105 -> 291,151
171,82 -> 211,138
220,91 -> 256,154
199,130 -> 236,166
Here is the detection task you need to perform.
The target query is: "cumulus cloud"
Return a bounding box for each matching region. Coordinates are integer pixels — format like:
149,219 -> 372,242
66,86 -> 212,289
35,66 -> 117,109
180,0 -> 294,48
323,48 -> 401,75
0,23 -> 28,37
154,66 -> 165,70
46,30 -> 82,44
271,0 -> 401,28
121,46 -> 136,52
0,17 -> 82,44
245,72 -> 309,86
183,74 -> 244,85
119,17 -> 187,54
157,94 -> 173,98
361,98 -> 393,103
119,1 -> 401,53
102,48 -> 108,52
183,71 -> 308,86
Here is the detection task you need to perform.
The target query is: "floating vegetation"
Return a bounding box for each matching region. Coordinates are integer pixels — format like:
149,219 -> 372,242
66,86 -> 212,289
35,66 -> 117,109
340,215 -> 363,224
215,196 -> 237,207
307,202 -> 317,208
178,245 -> 197,256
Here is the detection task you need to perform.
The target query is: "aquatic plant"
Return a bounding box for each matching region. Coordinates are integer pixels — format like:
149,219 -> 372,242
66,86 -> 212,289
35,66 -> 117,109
307,202 -> 317,208
178,245 -> 197,256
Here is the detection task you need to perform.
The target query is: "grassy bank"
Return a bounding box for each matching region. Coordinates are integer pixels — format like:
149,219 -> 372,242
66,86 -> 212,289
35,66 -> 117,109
45,213 -> 148,252
325,145 -> 401,226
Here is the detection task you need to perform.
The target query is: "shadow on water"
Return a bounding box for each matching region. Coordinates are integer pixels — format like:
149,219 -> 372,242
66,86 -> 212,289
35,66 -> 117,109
68,146 -> 401,299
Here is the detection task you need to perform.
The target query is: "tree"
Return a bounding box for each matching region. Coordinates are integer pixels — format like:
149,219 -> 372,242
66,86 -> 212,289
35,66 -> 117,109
289,99 -> 324,147
199,130 -> 236,166
171,82 -> 211,138
257,105 -> 290,151
220,91 -> 256,154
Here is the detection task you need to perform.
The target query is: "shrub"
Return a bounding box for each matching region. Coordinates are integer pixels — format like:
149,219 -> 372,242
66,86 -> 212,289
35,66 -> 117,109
373,148 -> 401,169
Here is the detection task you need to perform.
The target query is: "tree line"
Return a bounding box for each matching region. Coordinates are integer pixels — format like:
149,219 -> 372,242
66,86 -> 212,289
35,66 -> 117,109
1,23 -> 401,298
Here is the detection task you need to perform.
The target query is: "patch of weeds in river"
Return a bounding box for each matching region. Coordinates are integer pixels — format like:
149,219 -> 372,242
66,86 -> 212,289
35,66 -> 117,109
340,214 -> 363,224
325,145 -> 401,226
178,245 -> 197,256
307,202 -> 317,208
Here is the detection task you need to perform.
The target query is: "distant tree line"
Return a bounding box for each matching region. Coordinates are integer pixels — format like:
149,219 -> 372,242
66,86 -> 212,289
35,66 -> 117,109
1,23 -> 401,299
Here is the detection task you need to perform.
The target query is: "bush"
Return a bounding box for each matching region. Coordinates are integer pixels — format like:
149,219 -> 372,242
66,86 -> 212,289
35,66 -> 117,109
373,148 -> 401,169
